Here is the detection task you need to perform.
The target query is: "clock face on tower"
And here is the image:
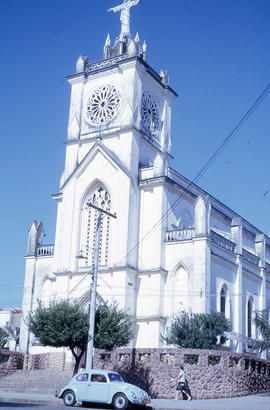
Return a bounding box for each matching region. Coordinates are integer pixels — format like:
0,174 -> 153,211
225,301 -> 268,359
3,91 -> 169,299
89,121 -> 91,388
141,91 -> 160,137
85,85 -> 121,126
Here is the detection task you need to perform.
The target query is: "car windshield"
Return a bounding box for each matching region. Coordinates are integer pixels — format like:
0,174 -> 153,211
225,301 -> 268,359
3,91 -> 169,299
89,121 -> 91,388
108,372 -> 124,383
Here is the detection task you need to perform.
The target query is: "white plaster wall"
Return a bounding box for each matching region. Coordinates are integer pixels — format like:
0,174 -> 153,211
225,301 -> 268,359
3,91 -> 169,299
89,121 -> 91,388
212,258 -> 235,317
165,240 -> 207,316
136,274 -> 163,317
135,320 -> 162,348
166,189 -> 194,230
97,270 -> 137,315
139,184 -> 166,270
20,256 -> 54,353
242,271 -> 261,338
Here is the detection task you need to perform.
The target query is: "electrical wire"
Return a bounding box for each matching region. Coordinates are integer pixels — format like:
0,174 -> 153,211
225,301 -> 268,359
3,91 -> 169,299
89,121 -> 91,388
3,84 -> 270,309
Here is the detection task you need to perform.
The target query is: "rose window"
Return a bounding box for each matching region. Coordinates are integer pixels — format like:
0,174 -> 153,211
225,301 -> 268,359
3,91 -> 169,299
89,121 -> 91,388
141,91 -> 160,135
86,85 -> 121,125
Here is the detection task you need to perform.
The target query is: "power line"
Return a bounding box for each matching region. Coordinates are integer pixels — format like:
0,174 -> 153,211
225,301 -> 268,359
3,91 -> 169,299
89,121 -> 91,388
5,84 -> 270,310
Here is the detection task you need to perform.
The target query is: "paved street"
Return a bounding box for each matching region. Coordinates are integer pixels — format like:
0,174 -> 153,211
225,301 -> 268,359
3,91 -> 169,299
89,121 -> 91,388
0,405 -> 60,410
0,393 -> 270,410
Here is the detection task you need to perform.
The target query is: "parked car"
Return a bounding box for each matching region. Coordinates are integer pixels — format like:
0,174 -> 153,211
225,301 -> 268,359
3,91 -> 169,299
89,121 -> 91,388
56,368 -> 151,408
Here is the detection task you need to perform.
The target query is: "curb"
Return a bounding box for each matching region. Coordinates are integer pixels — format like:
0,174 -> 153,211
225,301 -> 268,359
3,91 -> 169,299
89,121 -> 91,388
0,395 -> 64,406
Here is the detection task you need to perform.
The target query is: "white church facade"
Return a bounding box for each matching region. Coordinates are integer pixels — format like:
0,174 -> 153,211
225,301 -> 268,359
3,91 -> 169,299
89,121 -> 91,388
20,1 -> 270,359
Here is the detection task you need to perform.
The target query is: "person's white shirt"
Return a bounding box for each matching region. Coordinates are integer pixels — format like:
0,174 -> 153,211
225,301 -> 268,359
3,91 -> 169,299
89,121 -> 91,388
178,369 -> 186,383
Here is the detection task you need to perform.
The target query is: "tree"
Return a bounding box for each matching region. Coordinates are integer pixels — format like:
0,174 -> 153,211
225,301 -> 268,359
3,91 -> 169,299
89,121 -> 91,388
0,328 -> 10,349
28,299 -> 134,375
28,300 -> 89,375
166,311 -> 231,349
254,306 -> 270,351
94,301 -> 134,350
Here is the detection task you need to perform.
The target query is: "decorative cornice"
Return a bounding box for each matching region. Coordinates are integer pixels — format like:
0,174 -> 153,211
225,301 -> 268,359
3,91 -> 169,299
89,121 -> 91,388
137,268 -> 168,276
51,192 -> 63,202
67,56 -> 177,97
136,316 -> 166,322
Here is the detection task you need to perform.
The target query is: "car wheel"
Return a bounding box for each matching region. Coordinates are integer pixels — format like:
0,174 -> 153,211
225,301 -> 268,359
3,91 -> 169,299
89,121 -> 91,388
63,390 -> 76,407
113,393 -> 129,409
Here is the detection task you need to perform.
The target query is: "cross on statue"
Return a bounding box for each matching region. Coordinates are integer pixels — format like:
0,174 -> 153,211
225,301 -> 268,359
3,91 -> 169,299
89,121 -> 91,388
108,0 -> 142,39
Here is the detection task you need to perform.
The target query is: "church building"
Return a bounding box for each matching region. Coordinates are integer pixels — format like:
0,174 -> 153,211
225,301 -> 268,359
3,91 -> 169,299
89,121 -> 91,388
19,1 -> 270,359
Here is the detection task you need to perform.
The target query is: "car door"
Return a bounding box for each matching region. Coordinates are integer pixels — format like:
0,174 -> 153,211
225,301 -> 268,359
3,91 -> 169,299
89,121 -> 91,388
87,373 -> 109,403
74,373 -> 89,401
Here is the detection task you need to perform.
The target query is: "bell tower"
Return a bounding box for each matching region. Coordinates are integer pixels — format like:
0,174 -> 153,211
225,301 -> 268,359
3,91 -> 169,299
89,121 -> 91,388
62,0 -> 177,188
20,0 -> 178,350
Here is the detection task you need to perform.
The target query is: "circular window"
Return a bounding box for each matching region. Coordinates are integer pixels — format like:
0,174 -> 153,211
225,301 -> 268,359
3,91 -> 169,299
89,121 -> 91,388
141,91 -> 160,135
86,85 -> 121,125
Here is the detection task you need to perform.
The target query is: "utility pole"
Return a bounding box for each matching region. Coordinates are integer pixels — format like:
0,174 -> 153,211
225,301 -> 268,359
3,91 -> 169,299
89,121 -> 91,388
77,202 -> 116,370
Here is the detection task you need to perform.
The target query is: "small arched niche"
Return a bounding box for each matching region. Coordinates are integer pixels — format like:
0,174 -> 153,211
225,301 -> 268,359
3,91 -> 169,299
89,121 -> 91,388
172,264 -> 189,315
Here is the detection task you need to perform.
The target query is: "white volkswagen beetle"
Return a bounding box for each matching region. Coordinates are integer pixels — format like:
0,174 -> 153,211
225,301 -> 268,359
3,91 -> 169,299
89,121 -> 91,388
56,369 -> 151,408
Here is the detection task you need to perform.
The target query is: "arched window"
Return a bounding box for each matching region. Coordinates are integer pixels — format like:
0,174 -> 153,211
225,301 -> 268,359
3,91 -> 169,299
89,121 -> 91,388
40,277 -> 52,306
173,265 -> 189,315
219,284 -> 230,320
247,298 -> 253,338
79,185 -> 112,267
220,287 -> 226,314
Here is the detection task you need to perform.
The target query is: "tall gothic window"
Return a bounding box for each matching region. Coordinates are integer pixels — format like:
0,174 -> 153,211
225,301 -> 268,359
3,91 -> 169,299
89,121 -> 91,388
79,186 -> 112,267
220,287 -> 226,315
247,298 -> 253,338
219,284 -> 230,321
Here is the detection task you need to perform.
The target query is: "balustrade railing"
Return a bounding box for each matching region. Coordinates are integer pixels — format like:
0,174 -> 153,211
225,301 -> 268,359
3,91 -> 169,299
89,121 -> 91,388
37,245 -> 54,256
210,231 -> 236,253
166,228 -> 195,242
86,54 -> 128,74
242,248 -> 260,267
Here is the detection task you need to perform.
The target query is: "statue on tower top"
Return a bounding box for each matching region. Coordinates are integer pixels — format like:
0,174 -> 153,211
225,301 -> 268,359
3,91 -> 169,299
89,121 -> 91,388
108,0 -> 142,39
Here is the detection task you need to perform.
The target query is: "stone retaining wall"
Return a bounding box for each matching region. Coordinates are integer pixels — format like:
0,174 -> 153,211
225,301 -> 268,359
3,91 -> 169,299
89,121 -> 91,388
93,348 -> 270,399
0,349 -> 24,377
26,351 -> 69,371
2,347 -> 269,399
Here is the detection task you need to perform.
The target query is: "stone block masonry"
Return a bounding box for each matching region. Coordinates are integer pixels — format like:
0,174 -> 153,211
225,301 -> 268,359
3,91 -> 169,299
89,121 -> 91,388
0,349 -> 24,377
2,347 -> 270,400
93,348 -> 270,399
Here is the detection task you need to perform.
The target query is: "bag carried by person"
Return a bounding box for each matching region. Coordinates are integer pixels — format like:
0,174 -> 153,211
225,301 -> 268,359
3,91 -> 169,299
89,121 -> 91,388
176,382 -> 186,391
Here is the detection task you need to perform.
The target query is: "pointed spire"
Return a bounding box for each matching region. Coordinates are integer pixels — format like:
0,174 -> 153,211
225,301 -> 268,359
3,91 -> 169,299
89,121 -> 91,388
159,70 -> 170,86
27,220 -> 44,256
127,39 -> 136,57
142,40 -> 147,52
76,56 -> 88,73
104,33 -> 112,59
142,40 -> 147,61
105,33 -> 111,47
135,32 -> 140,42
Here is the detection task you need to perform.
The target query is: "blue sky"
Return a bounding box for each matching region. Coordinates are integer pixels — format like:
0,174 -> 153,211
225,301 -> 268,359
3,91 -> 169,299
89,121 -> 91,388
0,0 -> 269,308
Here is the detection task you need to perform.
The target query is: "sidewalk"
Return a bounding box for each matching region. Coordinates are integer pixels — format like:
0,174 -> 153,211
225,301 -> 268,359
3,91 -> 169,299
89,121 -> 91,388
0,391 -> 269,409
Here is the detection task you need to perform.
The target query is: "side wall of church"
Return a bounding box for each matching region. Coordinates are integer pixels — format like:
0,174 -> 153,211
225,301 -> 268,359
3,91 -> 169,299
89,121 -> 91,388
20,255 -> 54,353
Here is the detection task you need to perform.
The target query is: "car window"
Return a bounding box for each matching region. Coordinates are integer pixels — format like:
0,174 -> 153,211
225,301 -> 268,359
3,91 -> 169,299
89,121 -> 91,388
76,373 -> 88,382
108,373 -> 124,382
91,374 -> 107,383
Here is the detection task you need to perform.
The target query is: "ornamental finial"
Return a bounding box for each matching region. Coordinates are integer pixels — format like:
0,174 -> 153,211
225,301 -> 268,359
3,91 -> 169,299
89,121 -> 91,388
108,0 -> 142,39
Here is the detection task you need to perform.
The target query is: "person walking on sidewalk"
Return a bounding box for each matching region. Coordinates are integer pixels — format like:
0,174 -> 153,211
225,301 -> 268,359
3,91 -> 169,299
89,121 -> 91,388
174,365 -> 192,400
